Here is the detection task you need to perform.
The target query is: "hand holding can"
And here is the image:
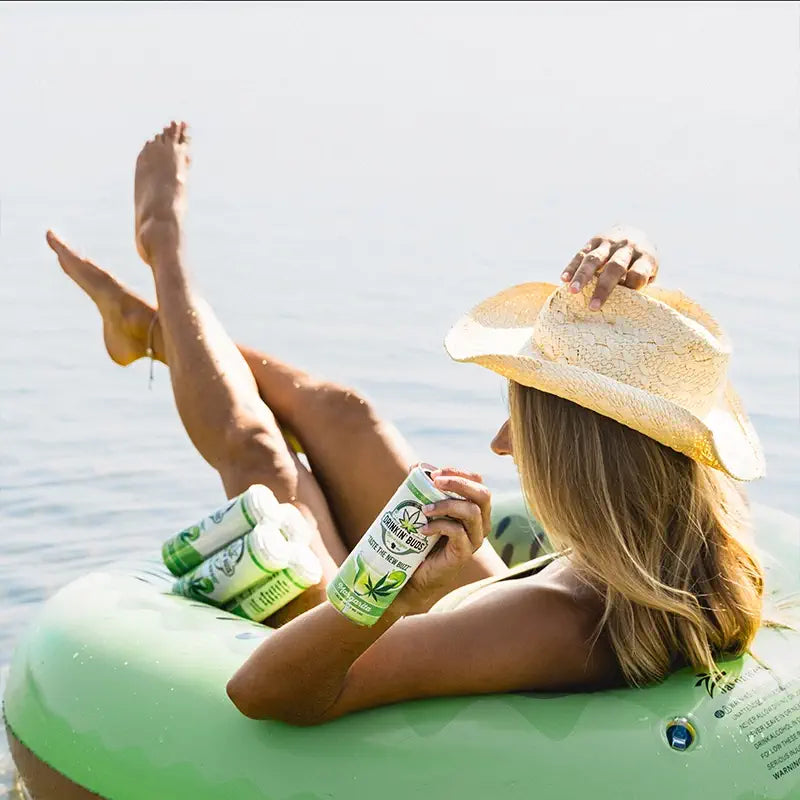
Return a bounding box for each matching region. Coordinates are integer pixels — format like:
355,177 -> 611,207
400,468 -> 491,610
326,463 -> 485,626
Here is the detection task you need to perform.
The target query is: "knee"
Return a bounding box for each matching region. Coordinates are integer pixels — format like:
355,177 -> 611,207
221,426 -> 299,500
315,384 -> 379,431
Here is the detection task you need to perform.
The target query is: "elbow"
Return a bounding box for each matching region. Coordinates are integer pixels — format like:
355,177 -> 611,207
226,675 -> 269,720
225,675 -> 328,727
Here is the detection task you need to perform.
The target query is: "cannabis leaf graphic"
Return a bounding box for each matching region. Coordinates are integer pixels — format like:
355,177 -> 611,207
191,576 -> 215,595
357,570 -> 405,601
398,507 -> 424,536
695,673 -> 713,696
694,670 -> 736,698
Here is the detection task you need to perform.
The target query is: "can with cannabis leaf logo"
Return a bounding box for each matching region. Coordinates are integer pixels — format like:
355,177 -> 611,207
172,524 -> 290,606
327,463 -> 459,626
161,485 -> 280,577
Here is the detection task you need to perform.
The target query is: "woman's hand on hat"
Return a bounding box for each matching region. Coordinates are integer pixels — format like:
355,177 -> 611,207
561,225 -> 659,311
398,468 -> 490,611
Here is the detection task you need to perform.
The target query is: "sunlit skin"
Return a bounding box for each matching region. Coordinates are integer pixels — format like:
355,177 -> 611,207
48,121 -> 659,724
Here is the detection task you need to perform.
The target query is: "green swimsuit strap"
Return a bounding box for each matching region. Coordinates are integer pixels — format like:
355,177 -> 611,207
430,549 -> 567,614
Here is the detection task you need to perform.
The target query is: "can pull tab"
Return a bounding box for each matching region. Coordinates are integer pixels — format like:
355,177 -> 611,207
666,717 -> 696,751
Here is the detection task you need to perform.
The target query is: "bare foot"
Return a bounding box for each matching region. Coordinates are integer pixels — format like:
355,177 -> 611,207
46,231 -> 161,366
134,121 -> 190,265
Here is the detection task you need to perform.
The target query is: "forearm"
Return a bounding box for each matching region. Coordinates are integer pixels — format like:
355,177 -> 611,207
226,599 -> 409,724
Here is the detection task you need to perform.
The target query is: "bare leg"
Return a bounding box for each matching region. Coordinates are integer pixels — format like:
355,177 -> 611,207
216,351 -> 507,583
137,124 -> 362,620
48,120 -> 504,597
47,228 -> 506,590
45,232 -> 414,542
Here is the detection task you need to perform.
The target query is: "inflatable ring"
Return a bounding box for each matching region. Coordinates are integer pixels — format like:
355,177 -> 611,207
4,499 -> 800,799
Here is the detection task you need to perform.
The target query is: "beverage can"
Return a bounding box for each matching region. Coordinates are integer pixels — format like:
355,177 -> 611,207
263,503 -> 314,547
162,485 -> 279,576
172,524 -> 290,606
326,463 -> 458,627
226,543 -> 322,622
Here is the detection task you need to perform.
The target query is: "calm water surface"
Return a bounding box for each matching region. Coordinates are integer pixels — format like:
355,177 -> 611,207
1,1 -> 798,792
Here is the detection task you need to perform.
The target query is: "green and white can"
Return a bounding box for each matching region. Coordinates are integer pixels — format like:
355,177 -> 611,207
172,524 -> 290,606
326,463 -> 455,627
263,504 -> 314,547
162,485 -> 279,577
226,544 -> 322,622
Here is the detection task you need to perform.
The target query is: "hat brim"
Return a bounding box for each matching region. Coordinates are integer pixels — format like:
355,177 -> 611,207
444,282 -> 765,481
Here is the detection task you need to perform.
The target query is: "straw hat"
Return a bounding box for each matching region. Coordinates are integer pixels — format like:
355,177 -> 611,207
445,280 -> 764,481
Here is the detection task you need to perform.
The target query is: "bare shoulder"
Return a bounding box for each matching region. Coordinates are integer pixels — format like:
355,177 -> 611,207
462,574 -> 621,690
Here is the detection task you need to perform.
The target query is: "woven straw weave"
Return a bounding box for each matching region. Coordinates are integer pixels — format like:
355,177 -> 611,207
444,280 -> 764,481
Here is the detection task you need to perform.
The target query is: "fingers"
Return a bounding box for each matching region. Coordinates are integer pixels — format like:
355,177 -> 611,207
431,466 -> 484,484
623,252 -> 658,290
421,515 -> 480,556
589,244 -> 634,310
431,474 -> 492,532
568,240 -> 612,294
561,226 -> 660,300
561,238 -> 601,284
423,497 -> 486,551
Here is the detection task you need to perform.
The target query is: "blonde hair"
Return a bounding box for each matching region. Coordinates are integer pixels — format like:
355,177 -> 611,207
508,381 -> 764,686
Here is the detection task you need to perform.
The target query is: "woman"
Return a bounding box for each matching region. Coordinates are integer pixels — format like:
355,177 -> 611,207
48,122 -> 764,726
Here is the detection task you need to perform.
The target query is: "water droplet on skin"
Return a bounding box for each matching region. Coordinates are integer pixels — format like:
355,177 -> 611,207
261,359 -> 267,366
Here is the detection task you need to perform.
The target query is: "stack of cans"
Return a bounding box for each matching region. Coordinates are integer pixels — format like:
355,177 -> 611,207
163,485 -> 322,622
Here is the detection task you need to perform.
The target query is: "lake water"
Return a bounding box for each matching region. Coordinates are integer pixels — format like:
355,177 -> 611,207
1,1 -> 798,793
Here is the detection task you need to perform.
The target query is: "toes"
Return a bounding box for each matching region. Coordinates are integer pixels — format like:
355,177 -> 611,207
167,121 -> 189,144
145,122 -> 188,149
46,230 -> 85,264
46,229 -> 67,254
154,124 -> 173,144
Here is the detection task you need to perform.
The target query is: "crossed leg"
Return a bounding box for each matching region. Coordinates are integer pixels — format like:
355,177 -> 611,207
47,122 -> 506,623
46,230 -> 415,552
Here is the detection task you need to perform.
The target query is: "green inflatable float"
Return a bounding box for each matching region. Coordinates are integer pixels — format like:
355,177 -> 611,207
4,498 -> 800,799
